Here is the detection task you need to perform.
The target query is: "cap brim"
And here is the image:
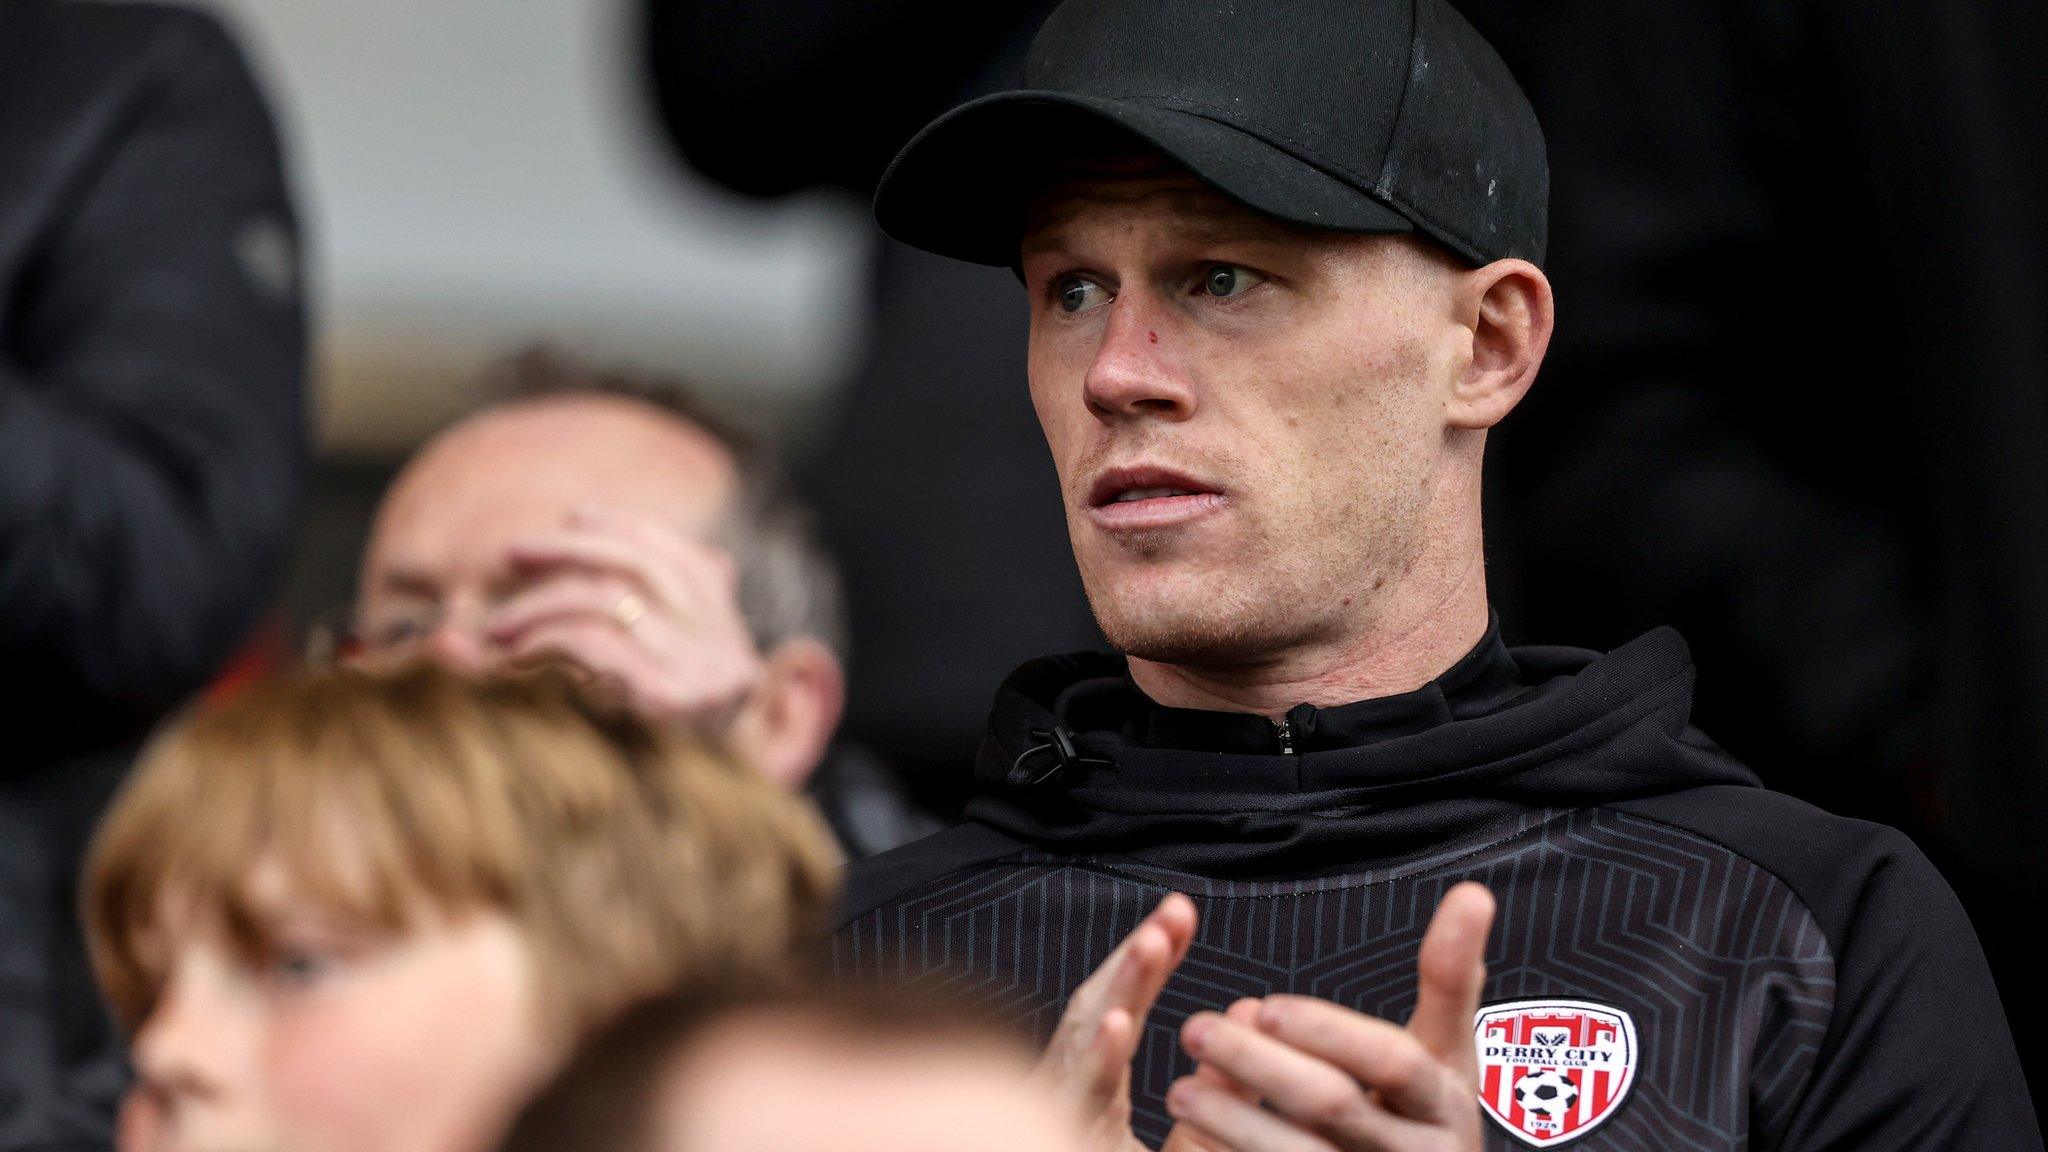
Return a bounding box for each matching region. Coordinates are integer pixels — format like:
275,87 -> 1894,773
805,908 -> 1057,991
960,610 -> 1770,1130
874,91 -> 1415,267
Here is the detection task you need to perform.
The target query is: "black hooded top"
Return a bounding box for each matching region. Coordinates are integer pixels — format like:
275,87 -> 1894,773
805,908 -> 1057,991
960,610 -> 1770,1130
835,624 -> 2040,1150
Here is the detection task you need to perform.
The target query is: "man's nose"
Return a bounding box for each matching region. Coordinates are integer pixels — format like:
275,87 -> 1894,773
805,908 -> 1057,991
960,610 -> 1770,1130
423,619 -> 493,673
416,595 -> 497,673
1081,294 -> 1198,422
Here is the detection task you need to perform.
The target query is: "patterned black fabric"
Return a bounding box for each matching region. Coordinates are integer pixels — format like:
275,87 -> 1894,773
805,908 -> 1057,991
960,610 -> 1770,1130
838,807 -> 1833,1149
838,630 -> 2037,1149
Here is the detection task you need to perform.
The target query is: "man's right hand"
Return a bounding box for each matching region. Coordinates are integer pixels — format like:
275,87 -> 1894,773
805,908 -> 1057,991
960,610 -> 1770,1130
483,506 -> 765,730
1037,894 -> 1267,1152
1035,893 -> 1198,1152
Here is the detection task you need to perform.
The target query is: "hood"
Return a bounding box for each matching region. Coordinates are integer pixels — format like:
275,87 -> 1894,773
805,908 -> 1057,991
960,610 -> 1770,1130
964,626 -> 1760,876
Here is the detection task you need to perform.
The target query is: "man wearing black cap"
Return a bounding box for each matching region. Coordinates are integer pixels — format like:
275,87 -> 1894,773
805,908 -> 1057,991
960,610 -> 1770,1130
834,0 -> 2038,1148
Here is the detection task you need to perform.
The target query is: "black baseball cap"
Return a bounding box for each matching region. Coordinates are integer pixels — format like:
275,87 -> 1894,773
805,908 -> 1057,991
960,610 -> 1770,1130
874,0 -> 1547,269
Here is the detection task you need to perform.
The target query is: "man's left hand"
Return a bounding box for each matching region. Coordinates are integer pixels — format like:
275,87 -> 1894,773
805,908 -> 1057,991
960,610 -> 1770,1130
1165,882 -> 1495,1152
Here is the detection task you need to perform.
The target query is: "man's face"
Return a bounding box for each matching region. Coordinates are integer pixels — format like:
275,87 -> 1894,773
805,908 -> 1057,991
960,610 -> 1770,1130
1020,161 -> 1466,668
662,1018 -> 1083,1152
356,396 -> 736,668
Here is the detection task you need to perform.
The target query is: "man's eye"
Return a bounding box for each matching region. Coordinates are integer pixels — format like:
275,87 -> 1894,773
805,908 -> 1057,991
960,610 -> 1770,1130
1201,264 -> 1266,299
1056,277 -> 1110,314
366,613 -> 434,651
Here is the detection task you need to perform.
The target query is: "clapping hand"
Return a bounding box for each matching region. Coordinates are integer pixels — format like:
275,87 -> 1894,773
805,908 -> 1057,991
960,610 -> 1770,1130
1031,894 -> 1265,1152
1035,894 -> 1198,1152
1165,883 -> 1496,1152
1039,884 -> 1497,1152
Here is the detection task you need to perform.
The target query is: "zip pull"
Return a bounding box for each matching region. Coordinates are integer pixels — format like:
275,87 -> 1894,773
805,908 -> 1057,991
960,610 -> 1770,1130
1275,716 -> 1296,755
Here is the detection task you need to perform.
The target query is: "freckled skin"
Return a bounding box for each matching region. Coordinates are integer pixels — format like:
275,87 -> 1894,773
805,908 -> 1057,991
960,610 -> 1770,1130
1020,166 -> 1472,681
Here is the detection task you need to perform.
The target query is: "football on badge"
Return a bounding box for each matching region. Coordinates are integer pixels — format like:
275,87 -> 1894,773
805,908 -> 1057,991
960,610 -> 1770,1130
1473,999 -> 1638,1147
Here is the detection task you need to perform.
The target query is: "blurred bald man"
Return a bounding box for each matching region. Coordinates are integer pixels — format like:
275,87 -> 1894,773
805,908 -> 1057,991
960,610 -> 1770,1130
499,981 -> 1087,1152
352,349 -> 939,857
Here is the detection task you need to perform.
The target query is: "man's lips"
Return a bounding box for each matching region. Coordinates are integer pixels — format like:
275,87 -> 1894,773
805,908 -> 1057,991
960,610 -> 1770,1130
1085,466 -> 1228,531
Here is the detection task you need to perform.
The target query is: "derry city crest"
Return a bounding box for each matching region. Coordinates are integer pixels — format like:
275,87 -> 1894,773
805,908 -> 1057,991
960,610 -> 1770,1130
1473,1000 -> 1638,1146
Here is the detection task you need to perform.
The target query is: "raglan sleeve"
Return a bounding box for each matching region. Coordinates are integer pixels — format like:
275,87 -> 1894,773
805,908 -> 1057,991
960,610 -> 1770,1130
1770,827 -> 2040,1151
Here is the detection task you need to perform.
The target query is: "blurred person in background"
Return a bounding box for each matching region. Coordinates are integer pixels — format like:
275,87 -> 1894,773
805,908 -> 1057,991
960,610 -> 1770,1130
85,664 -> 839,1152
499,979 -> 1086,1152
347,349 -> 939,857
827,0 -> 2037,1147
1446,0 -> 2048,1095
0,3 -> 304,1148
644,0 -> 1090,811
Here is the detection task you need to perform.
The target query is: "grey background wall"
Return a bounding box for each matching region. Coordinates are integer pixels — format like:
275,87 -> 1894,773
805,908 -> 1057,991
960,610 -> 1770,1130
172,0 -> 873,620
195,0 -> 870,456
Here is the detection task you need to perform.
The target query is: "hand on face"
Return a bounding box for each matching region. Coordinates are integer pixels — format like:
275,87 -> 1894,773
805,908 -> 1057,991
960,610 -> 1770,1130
1165,883 -> 1496,1152
481,506 -> 765,732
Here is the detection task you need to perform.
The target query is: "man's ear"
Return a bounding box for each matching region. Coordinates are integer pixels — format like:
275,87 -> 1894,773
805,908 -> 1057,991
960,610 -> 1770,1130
1446,259 -> 1553,430
740,637 -> 846,792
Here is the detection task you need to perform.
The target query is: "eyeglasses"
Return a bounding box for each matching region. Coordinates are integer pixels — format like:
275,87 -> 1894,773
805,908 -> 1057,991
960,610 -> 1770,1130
302,605 -> 446,666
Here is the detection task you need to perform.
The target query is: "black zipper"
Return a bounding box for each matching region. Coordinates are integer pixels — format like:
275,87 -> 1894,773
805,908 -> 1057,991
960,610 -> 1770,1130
1275,716 -> 1296,755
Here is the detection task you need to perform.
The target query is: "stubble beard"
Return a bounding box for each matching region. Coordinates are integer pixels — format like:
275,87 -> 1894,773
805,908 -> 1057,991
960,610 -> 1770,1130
1089,580 -> 1316,667
1075,479 -> 1431,673
1077,533 -> 1342,669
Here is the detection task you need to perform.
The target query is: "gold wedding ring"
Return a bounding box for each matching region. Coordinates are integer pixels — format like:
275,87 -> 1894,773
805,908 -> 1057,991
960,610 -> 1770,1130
612,592 -> 649,631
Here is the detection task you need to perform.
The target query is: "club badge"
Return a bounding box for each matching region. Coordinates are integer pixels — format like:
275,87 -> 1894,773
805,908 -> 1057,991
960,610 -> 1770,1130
1473,999 -> 1637,1146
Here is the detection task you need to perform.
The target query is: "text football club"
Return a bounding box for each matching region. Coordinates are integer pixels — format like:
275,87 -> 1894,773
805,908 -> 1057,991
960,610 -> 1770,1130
1472,1000 -> 1638,1146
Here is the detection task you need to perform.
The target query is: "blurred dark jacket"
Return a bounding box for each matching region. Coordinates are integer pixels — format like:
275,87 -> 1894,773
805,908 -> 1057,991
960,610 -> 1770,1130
1454,0 -> 2048,1088
644,0 -> 1092,809
805,743 -> 945,861
0,2 -> 306,1146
